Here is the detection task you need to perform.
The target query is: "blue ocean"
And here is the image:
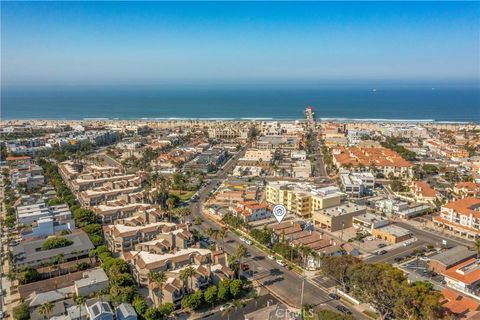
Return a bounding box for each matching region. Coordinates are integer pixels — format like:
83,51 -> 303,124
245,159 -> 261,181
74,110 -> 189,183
1,87 -> 479,122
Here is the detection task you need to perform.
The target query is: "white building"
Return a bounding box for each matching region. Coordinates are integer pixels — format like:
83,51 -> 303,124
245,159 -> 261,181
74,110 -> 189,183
340,172 -> 375,197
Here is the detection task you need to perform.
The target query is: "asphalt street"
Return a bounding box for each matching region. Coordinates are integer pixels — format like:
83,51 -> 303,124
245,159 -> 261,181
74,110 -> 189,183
189,146 -> 367,319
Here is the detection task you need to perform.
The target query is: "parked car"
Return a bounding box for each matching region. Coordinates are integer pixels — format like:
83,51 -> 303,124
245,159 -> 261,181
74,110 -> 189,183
329,293 -> 340,300
276,259 -> 286,267
377,243 -> 387,248
376,250 -> 388,255
336,305 -> 352,315
403,241 -> 412,247
245,239 -> 252,245
267,255 -> 275,260
239,236 -> 246,242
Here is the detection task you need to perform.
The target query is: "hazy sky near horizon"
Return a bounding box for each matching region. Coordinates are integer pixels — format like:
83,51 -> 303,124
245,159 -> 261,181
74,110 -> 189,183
2,1 -> 479,87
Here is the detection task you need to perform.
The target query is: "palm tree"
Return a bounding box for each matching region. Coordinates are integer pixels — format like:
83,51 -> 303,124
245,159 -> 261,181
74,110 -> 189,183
235,245 -> 248,279
39,301 -> 53,319
179,269 -> 190,293
218,229 -> 227,249
154,271 -> 167,305
148,271 -> 160,306
181,266 -> 196,292
75,296 -> 85,320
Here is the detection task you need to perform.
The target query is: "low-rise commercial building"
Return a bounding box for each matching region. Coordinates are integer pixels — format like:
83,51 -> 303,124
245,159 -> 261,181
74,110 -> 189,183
313,202 -> 366,232
371,225 -> 411,244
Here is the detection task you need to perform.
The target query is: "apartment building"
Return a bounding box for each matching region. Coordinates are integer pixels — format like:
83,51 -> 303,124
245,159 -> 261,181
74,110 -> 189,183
265,182 -> 341,218
443,258 -> 480,298
454,182 -> 480,199
433,198 -> 480,239
332,146 -> 414,178
103,220 -> 184,253
340,172 -> 375,198
79,186 -> 143,207
93,203 -> 153,224
125,248 -> 213,285
408,180 -> 440,203
17,202 -> 72,226
233,201 -> 271,222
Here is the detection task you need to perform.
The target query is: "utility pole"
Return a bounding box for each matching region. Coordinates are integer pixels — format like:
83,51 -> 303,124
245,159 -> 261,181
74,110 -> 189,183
300,275 -> 305,319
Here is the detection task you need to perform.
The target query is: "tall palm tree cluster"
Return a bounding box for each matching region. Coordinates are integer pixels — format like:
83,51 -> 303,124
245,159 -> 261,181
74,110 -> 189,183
148,270 -> 168,306
206,228 -> 227,249
143,172 -> 170,208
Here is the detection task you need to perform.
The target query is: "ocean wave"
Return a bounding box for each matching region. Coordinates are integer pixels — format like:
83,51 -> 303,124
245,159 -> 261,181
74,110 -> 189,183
319,117 -> 436,122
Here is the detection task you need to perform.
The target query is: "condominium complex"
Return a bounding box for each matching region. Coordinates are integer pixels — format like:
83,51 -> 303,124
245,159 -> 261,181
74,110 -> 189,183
265,181 -> 342,218
434,198 -> 480,239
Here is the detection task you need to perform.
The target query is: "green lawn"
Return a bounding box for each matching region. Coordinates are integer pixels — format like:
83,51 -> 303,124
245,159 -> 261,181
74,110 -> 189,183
170,190 -> 195,201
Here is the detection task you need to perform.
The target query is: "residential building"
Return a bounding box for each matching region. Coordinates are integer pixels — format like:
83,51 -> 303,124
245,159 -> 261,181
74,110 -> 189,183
115,303 -> 137,320
332,146 -> 414,178
340,172 -> 375,197
85,299 -> 114,320
313,202 -> 366,232
266,182 -> 342,218
441,288 -> 480,319
103,220 -> 192,253
17,202 -> 72,225
22,216 -> 76,239
454,182 -> 480,199
433,198 -> 480,239
375,198 -> 430,218
408,181 -> 440,203
184,149 -> 227,173
74,268 -> 109,297
443,258 -> 480,297
233,201 -> 272,222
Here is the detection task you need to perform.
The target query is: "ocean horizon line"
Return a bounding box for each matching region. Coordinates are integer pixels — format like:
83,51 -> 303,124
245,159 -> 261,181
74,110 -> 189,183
1,116 -> 477,124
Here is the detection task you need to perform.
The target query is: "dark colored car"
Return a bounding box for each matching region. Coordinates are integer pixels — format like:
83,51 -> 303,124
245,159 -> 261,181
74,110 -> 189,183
377,243 -> 387,248
329,293 -> 340,300
336,305 -> 352,315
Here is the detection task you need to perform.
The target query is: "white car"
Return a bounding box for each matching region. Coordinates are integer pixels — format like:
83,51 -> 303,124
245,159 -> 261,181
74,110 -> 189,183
245,239 -> 252,245
220,303 -> 233,311
276,259 -> 286,267
403,241 -> 412,247
267,255 -> 275,260
239,236 -> 246,242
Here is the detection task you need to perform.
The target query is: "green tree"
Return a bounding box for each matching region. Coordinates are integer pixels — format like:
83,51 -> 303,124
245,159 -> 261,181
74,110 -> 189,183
132,295 -> 148,316
349,263 -> 406,319
204,285 -> 218,307
13,302 -> 30,320
229,279 -> 243,298
394,281 -> 444,320
158,303 -> 174,317
144,307 -> 162,320
181,291 -> 203,310
217,279 -> 230,301
320,255 -> 360,292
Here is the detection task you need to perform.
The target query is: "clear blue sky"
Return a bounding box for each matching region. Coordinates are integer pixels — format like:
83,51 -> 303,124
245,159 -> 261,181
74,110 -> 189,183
1,1 -> 479,87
